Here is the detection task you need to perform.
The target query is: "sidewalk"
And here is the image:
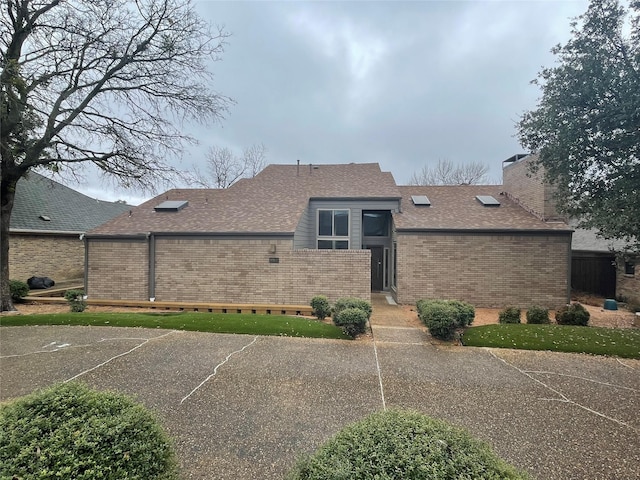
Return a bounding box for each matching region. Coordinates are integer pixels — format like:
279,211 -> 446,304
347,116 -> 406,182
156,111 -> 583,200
369,293 -> 431,345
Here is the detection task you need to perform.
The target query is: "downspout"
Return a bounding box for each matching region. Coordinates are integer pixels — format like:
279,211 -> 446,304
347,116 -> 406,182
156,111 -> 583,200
81,234 -> 88,296
148,232 -> 155,301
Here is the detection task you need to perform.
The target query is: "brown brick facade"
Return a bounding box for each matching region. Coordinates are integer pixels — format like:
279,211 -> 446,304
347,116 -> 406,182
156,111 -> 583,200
87,239 -> 149,300
9,233 -> 84,282
617,256 -> 640,306
87,237 -> 370,304
396,232 -> 571,308
503,156 -> 561,221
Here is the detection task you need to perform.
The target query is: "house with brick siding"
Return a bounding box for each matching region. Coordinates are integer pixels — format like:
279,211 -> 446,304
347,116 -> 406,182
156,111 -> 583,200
9,172 -> 130,283
503,153 -> 639,307
85,161 -> 573,308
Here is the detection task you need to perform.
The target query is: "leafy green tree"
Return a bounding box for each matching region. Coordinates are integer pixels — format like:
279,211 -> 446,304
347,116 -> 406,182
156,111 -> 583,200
517,0 -> 640,252
1,0 -> 231,311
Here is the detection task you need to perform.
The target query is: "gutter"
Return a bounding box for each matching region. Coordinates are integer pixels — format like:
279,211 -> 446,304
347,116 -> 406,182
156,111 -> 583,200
10,229 -> 84,235
395,228 -> 573,235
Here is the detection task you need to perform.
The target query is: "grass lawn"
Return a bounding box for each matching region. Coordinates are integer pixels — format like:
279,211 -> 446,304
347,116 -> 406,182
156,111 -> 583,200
462,324 -> 640,359
0,312 -> 350,340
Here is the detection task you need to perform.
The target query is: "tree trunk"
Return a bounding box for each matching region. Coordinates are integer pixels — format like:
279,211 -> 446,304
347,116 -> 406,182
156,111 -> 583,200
1,175 -> 18,312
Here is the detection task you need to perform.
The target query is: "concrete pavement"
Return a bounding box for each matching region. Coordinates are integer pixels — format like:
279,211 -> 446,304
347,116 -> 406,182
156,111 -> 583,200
1,301 -> 639,479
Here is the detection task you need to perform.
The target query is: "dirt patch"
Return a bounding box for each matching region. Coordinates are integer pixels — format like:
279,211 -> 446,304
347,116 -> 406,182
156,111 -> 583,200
403,304 -> 637,329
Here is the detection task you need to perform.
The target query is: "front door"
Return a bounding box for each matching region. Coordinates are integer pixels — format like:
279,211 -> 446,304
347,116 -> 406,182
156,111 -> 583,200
369,246 -> 384,291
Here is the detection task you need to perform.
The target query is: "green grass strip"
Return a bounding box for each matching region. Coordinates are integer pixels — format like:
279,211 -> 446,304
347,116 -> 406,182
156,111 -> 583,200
0,312 -> 350,340
462,324 -> 640,359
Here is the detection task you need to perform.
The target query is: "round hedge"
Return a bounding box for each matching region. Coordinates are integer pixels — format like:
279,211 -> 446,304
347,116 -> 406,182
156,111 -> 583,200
0,382 -> 178,480
287,409 -> 529,480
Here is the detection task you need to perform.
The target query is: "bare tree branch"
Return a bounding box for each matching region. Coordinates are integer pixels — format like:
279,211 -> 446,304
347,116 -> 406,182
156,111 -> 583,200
408,159 -> 490,185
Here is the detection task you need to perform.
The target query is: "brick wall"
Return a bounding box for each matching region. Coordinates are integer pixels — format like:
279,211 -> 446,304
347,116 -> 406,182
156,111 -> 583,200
9,233 -> 84,282
503,155 -> 561,221
87,237 -> 371,304
617,256 -> 640,306
396,232 -> 571,308
86,239 -> 148,300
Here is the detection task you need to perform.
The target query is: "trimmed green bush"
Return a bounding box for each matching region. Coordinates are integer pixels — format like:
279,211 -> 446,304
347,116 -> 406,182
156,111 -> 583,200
333,307 -> 368,338
447,300 -> 475,327
286,409 -> 529,480
310,295 -> 331,320
417,301 -> 458,340
333,297 -> 372,320
9,280 -> 29,303
0,382 -> 178,480
499,307 -> 521,324
555,303 -> 590,326
64,289 -> 87,313
526,306 -> 550,324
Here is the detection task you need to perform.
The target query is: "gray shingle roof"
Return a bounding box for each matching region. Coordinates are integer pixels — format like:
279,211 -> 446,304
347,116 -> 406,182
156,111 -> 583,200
394,185 -> 571,231
10,172 -> 131,233
90,163 -> 401,235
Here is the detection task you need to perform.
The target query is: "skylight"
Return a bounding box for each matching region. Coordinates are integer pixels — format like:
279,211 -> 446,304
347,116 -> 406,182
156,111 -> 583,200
154,200 -> 188,212
476,195 -> 500,207
411,195 -> 431,206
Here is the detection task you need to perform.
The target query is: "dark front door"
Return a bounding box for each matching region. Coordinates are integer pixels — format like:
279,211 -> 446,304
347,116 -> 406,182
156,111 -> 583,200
369,246 -> 384,291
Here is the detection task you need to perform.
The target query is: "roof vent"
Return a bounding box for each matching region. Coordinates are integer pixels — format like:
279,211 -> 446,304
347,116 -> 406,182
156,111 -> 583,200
154,200 -> 188,212
411,195 -> 431,206
39,215 -> 51,221
476,195 -> 500,207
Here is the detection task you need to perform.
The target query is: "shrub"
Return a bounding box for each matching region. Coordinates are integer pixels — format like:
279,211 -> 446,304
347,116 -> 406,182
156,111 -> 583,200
310,295 -> 331,320
555,303 -> 590,326
9,280 -> 29,303
526,306 -> 550,324
417,301 -> 458,340
499,307 -> 521,324
64,289 -> 87,313
333,297 -> 372,320
447,300 -> 475,327
333,307 -> 368,338
0,382 -> 178,480
286,409 -> 529,480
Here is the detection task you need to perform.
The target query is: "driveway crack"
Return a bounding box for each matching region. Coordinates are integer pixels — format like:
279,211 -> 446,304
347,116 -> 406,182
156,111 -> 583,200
180,336 -> 259,405
487,349 -> 638,432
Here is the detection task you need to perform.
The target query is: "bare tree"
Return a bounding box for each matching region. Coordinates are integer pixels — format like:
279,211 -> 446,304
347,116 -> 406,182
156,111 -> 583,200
1,0 -> 231,311
191,142 -> 267,188
409,159 -> 490,185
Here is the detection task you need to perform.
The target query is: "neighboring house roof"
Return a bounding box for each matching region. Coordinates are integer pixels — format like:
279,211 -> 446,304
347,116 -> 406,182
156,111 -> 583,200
10,172 -> 131,234
569,219 -> 633,253
90,163 -> 402,236
394,185 -> 571,232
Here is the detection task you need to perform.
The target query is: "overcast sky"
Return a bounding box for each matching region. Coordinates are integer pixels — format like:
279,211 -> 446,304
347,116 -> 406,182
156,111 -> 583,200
75,0 -> 589,204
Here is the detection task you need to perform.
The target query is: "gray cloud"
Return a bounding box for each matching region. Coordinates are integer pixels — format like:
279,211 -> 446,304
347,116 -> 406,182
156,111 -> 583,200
70,0 -> 589,202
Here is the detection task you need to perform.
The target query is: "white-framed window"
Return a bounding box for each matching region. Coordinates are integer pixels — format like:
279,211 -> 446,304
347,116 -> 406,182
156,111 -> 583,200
317,209 -> 350,249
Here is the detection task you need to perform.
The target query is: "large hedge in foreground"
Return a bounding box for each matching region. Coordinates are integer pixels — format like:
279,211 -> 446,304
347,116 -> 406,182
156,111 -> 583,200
0,382 -> 178,480
287,409 -> 529,480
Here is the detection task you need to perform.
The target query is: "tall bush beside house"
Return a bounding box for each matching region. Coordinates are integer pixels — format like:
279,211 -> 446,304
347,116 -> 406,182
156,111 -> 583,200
286,409 -> 529,480
0,382 -> 178,480
310,295 -> 331,320
499,307 -> 521,324
526,306 -> 550,324
447,300 -> 475,327
556,303 -> 590,326
9,280 -> 29,303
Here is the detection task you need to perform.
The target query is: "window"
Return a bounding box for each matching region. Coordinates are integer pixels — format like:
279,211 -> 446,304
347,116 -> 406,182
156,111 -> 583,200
625,261 -> 635,276
363,211 -> 389,236
318,209 -> 349,249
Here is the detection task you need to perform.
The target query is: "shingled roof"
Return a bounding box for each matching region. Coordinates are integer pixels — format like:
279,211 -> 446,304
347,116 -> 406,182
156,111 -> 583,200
10,172 -> 131,233
395,185 -> 571,232
89,163 -> 401,235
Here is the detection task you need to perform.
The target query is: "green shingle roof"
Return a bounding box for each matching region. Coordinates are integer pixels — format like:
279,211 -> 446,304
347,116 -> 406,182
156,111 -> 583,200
10,172 -> 131,233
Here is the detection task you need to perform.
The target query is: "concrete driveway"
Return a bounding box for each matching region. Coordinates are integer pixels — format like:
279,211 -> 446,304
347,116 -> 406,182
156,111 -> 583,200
1,324 -> 638,479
